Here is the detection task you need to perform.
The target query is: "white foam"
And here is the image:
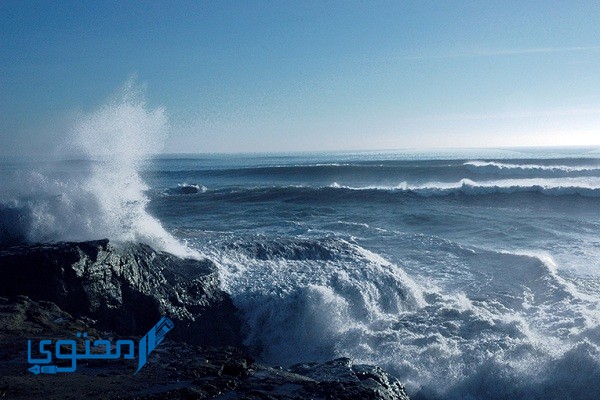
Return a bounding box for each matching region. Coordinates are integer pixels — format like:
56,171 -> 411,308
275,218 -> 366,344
465,160 -> 600,175
0,79 -> 197,258
205,234 -> 600,399
209,238 -> 425,366
330,177 -> 600,197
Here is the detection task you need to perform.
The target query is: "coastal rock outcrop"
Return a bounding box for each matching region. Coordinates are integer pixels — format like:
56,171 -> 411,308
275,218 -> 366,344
0,296 -> 410,400
0,240 -> 411,399
0,239 -> 242,346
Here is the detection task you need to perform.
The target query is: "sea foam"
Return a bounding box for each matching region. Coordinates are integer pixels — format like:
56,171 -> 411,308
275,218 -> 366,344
329,177 -> 600,197
465,160 -> 600,175
205,234 -> 600,399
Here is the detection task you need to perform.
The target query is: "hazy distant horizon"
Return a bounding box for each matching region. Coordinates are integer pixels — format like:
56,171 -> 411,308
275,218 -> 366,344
3,144 -> 600,164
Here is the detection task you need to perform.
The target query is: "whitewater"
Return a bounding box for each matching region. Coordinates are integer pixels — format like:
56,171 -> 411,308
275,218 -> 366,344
1,86 -> 599,399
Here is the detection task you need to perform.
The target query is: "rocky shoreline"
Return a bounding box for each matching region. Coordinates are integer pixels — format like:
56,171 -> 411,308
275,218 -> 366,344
0,240 -> 410,399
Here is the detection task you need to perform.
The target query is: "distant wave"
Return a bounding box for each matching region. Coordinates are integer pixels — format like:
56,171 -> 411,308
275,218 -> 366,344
153,158 -> 600,188
465,160 -> 600,176
333,177 -> 600,197
188,178 -> 600,201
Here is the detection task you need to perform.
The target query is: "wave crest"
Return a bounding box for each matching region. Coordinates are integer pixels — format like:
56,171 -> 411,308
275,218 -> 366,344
331,177 -> 600,197
209,236 -> 425,365
465,160 -> 600,176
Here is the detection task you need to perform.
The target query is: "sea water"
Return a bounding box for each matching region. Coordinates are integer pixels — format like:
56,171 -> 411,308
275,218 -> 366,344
144,150 -> 600,399
1,88 -> 599,399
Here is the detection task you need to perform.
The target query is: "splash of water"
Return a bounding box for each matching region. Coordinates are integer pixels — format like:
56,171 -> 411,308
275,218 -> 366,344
0,79 -> 194,257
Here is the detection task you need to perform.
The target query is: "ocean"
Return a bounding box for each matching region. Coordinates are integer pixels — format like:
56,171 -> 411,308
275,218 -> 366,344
2,147 -> 600,399
151,149 -> 600,400
1,94 -> 600,399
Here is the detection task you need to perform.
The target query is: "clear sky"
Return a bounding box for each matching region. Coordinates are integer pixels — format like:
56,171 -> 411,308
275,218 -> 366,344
1,1 -> 600,155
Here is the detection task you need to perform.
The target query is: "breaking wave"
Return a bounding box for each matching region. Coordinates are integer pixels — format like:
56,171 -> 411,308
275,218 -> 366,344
331,177 -> 600,197
209,237 -> 425,366
203,234 -> 600,400
174,178 -> 600,202
465,160 -> 600,176
0,80 -> 194,257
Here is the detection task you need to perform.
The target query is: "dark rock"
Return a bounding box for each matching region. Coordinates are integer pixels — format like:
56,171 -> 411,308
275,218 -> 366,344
179,185 -> 200,194
167,184 -> 205,195
0,295 -> 89,337
0,240 -> 411,399
219,358 -> 253,377
286,358 -> 411,400
0,296 -> 411,400
0,239 -> 242,347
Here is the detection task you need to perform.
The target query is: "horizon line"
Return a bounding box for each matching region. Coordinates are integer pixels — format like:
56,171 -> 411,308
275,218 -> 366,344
398,45 -> 600,61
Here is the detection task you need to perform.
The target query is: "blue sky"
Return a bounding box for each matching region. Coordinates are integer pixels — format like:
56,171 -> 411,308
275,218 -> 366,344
1,1 -> 600,155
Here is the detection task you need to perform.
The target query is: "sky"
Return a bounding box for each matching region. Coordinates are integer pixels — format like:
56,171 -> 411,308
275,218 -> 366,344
1,1 -> 600,155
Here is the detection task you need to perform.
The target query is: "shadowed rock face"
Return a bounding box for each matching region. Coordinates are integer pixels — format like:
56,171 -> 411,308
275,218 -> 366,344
0,239 -> 242,347
0,296 -> 410,400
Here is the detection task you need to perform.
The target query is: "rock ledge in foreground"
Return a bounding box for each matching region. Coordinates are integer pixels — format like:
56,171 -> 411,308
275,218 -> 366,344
0,295 -> 410,400
0,239 -> 242,347
0,240 -> 411,399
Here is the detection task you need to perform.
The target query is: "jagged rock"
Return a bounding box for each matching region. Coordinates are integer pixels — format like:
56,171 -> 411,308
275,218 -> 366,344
0,295 -> 90,337
0,239 -> 242,347
286,358 -> 411,400
0,296 -> 410,400
0,241 -> 411,399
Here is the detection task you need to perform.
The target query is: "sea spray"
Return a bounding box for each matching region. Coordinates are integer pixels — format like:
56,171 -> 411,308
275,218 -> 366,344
0,80 -> 195,257
202,234 -> 600,399
208,237 -> 425,366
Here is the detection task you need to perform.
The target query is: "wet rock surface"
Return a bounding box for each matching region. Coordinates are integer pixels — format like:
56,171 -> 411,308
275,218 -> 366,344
0,239 -> 242,346
0,240 -> 410,399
